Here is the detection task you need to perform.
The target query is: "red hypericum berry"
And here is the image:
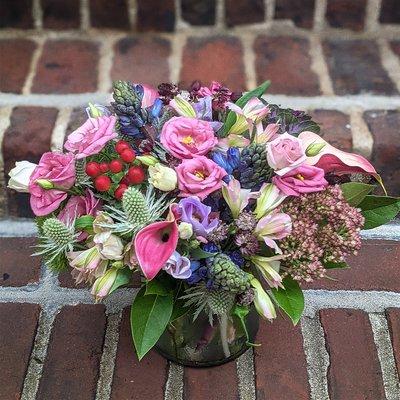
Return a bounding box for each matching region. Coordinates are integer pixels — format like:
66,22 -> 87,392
127,166 -> 145,185
109,159 -> 123,173
99,162 -> 109,173
120,175 -> 130,186
85,161 -> 101,177
115,140 -> 130,154
114,184 -> 128,200
94,175 -> 111,192
120,149 -> 136,163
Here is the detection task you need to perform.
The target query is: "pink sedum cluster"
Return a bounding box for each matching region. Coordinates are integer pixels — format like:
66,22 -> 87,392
278,185 -> 365,282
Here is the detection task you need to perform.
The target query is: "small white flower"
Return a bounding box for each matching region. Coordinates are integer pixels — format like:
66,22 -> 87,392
94,231 -> 124,260
178,222 -> 193,239
7,161 -> 37,192
148,163 -> 177,192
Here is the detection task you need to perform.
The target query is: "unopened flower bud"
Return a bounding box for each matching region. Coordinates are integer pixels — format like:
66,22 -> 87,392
178,222 -> 193,240
36,179 -> 54,190
306,142 -> 325,157
136,154 -> 159,166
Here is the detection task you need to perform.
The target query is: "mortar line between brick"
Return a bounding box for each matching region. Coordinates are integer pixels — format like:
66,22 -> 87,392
22,37 -> 44,95
301,315 -> 330,400
378,38 -> 400,94
349,109 -> 374,159
127,0 -> 137,31
309,35 -> 334,96
80,0 -> 90,31
369,313 -> 400,400
241,33 -> 257,90
98,36 -> 123,93
0,107 -> 13,217
236,348 -> 256,400
96,311 -> 123,400
169,33 -> 186,83
313,0 -> 327,32
164,362 -> 184,400
174,0 -> 190,30
365,0 -> 382,32
265,0 -> 275,22
32,0 -> 43,31
21,307 -> 59,400
50,108 -> 72,152
215,0 -> 226,30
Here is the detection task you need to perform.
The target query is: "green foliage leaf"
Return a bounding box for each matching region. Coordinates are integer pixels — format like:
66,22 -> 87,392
170,299 -> 190,322
271,276 -> 304,325
341,182 -> 375,206
231,304 -> 259,346
358,195 -> 400,229
75,215 -> 95,232
130,287 -> 173,360
145,278 -> 173,296
223,80 -> 270,135
323,261 -> 349,269
190,247 -> 217,260
109,268 -> 132,294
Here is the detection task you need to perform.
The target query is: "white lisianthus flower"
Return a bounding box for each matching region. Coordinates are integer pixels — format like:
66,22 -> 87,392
178,222 -> 193,240
94,231 -> 124,260
7,161 -> 37,192
148,163 -> 177,192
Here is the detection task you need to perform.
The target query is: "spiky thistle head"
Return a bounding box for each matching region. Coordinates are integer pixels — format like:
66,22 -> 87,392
122,187 -> 150,225
42,218 -> 75,246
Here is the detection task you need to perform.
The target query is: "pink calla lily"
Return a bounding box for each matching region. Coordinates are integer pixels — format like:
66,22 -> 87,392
141,84 -> 159,108
134,206 -> 179,280
299,131 -> 379,179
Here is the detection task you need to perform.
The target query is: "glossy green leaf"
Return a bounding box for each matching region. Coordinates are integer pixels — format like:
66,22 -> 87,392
145,278 -> 173,296
323,261 -> 349,269
271,276 -> 304,325
223,80 -> 270,135
109,268 -> 132,294
170,299 -> 190,322
358,195 -> 400,229
341,182 -> 375,206
130,287 -> 173,360
75,215 -> 95,232
190,247 -> 217,260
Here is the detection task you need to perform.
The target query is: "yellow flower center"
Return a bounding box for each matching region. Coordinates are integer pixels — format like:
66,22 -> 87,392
181,135 -> 195,145
296,174 -> 305,181
194,170 -> 206,180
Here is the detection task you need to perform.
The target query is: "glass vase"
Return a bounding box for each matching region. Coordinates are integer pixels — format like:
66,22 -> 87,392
155,306 -> 259,367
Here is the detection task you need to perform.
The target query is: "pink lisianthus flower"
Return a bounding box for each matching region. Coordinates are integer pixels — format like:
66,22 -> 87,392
176,156 -> 227,200
266,133 -> 307,175
29,152 -> 75,216
254,211 -> 292,254
141,84 -> 159,108
272,165 -> 328,197
64,116 -> 117,159
58,189 -> 102,240
163,251 -> 192,279
134,206 -> 179,280
160,116 -> 218,159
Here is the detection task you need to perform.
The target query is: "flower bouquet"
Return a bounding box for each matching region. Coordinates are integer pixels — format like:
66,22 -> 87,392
8,80 -> 399,367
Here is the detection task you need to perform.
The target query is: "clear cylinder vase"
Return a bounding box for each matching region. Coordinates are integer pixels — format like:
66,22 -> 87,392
155,306 -> 259,367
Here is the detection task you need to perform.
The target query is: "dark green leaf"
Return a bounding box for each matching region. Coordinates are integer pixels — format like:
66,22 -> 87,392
358,195 -> 400,229
190,247 -> 217,260
223,81 -> 270,135
109,268 -> 132,294
145,278 -> 173,296
170,299 -> 190,322
341,182 -> 375,206
75,215 -> 95,232
130,287 -> 173,360
323,261 -> 349,269
271,276 -> 304,325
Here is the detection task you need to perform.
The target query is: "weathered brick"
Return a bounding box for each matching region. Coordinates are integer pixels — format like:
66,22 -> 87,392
390,40 -> 400,58
66,106 -> 88,134
323,40 -> 398,95
255,317 -> 310,399
386,308 -> 400,377
42,0 -> 80,29
225,0 -> 264,27
112,37 -> 171,87
181,0 -> 215,26
32,40 -> 99,94
326,0 -> 366,31
0,0 -> 33,28
89,0 -> 130,29
0,39 -> 36,93
364,110 -> 400,196
255,36 -> 320,95
180,36 -> 246,91
111,308 -> 167,399
37,305 -> 106,399
136,0 -> 175,32
274,0 -> 315,29
320,309 -> 385,400
304,240 -> 400,291
380,0 -> 400,24
184,362 -> 239,400
309,110 -> 352,151
3,107 -> 57,218
0,237 -> 40,286
0,303 -> 40,400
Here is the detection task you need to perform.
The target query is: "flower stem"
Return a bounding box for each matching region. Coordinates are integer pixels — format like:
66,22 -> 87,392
219,314 -> 231,358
